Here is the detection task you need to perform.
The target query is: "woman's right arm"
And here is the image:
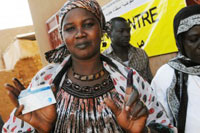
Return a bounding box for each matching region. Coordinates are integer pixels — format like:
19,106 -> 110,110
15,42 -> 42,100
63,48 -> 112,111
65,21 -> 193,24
2,64 -> 58,133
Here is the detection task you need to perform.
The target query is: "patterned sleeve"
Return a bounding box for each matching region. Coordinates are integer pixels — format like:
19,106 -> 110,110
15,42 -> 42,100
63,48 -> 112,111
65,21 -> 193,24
131,69 -> 177,133
2,63 -> 57,133
2,109 -> 35,133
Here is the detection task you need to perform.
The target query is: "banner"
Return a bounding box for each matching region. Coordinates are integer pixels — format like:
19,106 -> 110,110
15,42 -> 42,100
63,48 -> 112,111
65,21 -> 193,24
101,0 -> 186,57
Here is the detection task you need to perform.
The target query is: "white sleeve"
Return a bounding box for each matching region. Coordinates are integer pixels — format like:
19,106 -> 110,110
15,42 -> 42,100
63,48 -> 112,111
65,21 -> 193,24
151,64 -> 175,123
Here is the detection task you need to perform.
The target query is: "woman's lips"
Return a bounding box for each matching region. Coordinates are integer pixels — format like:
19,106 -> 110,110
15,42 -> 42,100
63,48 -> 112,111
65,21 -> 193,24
76,42 -> 90,49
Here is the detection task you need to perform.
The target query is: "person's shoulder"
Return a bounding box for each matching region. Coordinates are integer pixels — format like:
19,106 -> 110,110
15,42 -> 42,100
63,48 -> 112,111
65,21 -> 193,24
37,63 -> 59,75
151,64 -> 175,92
130,46 -> 147,55
130,45 -> 144,51
157,64 -> 174,73
152,64 -> 175,85
29,63 -> 60,85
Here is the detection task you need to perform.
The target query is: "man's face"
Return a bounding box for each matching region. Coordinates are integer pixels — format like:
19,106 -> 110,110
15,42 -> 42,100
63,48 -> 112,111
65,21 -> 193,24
110,20 -> 131,47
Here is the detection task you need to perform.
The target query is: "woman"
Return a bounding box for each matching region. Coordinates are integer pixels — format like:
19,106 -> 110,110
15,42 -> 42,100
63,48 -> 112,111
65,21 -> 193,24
3,0 -> 174,132
151,5 -> 200,133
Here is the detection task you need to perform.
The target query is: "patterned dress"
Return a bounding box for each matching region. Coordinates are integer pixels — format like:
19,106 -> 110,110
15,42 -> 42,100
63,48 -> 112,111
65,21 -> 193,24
3,55 -> 175,133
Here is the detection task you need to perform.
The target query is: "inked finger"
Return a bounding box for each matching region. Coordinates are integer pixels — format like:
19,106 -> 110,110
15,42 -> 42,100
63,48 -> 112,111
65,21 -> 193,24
126,70 -> 134,95
135,107 -> 148,120
13,78 -> 25,91
126,89 -> 139,108
104,97 -> 121,117
129,100 -> 143,119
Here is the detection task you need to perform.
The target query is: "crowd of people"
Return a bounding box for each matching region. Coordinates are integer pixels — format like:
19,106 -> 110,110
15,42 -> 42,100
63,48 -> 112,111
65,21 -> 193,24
1,0 -> 200,133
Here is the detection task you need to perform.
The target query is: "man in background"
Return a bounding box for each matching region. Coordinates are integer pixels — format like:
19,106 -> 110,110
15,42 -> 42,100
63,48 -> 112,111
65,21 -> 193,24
103,17 -> 153,83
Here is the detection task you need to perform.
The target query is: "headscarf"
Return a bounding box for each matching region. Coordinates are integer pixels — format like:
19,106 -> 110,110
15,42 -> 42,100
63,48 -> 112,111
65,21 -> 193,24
173,4 -> 200,55
45,0 -> 106,63
169,4 -> 200,75
59,0 -> 105,41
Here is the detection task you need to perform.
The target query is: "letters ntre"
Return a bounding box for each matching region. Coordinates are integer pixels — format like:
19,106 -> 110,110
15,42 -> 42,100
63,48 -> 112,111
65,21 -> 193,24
128,6 -> 158,30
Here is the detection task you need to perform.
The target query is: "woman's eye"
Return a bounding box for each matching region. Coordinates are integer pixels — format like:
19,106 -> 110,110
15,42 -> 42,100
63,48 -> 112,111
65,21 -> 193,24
189,36 -> 199,43
65,27 -> 75,32
83,23 -> 94,28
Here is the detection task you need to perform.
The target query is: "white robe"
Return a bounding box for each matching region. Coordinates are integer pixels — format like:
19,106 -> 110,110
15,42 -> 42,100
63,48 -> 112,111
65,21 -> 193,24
151,64 -> 200,133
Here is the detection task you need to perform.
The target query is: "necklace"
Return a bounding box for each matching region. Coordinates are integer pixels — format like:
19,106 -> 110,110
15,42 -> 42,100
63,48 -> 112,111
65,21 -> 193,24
72,68 -> 105,81
62,75 -> 114,98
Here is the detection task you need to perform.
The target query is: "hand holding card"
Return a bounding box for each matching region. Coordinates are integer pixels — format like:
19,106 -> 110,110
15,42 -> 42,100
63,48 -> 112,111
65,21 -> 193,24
5,78 -> 57,132
18,84 -> 56,114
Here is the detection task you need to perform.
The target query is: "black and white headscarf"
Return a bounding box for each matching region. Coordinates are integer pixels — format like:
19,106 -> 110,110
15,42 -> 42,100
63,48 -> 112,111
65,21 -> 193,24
169,4 -> 200,75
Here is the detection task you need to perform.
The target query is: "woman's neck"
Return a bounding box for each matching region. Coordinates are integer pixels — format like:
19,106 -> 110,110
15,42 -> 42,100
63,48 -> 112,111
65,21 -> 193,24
71,54 -> 103,75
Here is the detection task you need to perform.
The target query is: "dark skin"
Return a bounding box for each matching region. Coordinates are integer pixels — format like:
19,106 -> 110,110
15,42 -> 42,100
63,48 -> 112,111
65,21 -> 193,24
108,20 -> 131,61
5,8 -> 148,133
5,78 -> 57,133
105,70 -> 149,133
62,7 -> 104,86
182,25 -> 200,64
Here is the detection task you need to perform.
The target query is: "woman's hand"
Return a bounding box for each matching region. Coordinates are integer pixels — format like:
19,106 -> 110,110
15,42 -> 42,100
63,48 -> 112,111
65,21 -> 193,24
104,70 -> 149,133
5,78 -> 57,133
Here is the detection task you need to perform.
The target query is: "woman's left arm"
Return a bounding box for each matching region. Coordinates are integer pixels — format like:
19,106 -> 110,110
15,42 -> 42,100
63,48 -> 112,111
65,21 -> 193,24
105,70 -> 148,133
105,70 -> 176,133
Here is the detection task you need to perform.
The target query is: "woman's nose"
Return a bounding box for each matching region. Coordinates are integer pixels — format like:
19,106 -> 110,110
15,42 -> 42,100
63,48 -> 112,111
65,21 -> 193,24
75,28 -> 86,38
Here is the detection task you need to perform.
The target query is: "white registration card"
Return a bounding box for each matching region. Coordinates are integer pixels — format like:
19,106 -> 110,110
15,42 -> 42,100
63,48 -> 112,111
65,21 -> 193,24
18,84 -> 56,114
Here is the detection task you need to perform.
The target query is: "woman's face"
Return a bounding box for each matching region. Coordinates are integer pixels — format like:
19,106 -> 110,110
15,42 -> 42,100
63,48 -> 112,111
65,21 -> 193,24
62,8 -> 102,60
182,25 -> 200,64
